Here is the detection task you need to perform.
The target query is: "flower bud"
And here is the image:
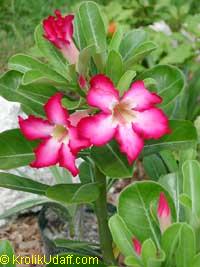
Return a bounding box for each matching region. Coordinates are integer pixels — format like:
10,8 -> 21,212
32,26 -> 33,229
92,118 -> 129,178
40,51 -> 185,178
132,237 -> 142,256
43,10 -> 79,64
157,192 -> 171,233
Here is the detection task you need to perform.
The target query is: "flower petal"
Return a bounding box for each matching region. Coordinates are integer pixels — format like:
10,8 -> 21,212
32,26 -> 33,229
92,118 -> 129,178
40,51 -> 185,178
69,110 -> 89,127
44,93 -> 69,125
122,80 -> 162,111
18,115 -> 53,140
69,126 -> 90,154
87,74 -> 119,112
59,143 -> 79,176
31,137 -> 61,168
78,113 -> 116,146
115,124 -> 144,164
133,108 -> 170,139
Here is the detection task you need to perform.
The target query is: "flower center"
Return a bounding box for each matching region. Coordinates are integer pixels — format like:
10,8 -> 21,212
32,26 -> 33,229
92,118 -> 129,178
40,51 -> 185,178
52,124 -> 68,142
112,101 -> 135,125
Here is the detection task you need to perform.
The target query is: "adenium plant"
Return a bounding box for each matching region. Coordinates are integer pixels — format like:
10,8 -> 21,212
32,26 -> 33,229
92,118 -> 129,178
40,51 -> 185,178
0,1 -> 199,267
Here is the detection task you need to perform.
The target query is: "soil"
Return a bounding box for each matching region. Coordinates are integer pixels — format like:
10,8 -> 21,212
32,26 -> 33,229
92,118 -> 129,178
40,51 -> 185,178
0,214 -> 44,267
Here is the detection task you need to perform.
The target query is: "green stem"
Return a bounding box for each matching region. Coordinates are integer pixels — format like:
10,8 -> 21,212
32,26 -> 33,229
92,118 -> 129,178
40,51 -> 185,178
94,167 -> 116,265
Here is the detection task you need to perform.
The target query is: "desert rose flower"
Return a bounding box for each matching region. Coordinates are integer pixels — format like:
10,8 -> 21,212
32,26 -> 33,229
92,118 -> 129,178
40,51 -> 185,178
78,74 -> 170,163
43,10 -> 79,64
19,93 -> 89,176
157,192 -> 172,233
132,237 -> 142,256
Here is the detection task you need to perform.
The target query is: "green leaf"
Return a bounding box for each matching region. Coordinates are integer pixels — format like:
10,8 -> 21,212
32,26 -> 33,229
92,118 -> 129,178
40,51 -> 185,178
54,239 -> 100,257
118,181 -> 176,243
161,223 -> 183,267
0,129 -> 36,170
141,239 -> 165,267
117,70 -> 136,95
138,65 -> 185,107
91,141 -> 134,178
78,45 -> 96,75
124,256 -> 141,267
143,120 -> 197,156
76,1 -> 106,51
0,240 -> 15,267
50,166 -> 72,184
109,214 -> 134,257
0,172 -> 49,195
191,254 -> 200,267
0,198 -> 51,219
159,173 -> 180,221
79,161 -> 93,184
119,29 -> 147,61
175,224 -> 196,267
8,54 -> 67,84
46,183 -> 100,204
182,160 -> 200,218
34,24 -> 68,79
109,27 -> 124,52
106,50 -> 124,85
143,154 -> 168,181
0,71 -> 57,116
62,97 -> 81,111
124,42 -> 157,68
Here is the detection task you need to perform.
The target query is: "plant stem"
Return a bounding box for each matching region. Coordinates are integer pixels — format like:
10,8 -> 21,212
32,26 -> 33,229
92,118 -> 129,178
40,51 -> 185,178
94,166 -> 116,265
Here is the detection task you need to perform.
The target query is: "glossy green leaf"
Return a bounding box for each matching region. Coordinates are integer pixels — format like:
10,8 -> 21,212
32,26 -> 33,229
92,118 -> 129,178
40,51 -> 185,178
91,141 -> 134,178
175,224 -> 196,267
8,54 -> 67,84
78,45 -> 96,75
159,173 -> 180,221
54,239 -> 100,257
50,166 -> 72,184
117,70 -> 136,95
76,1 -> 106,51
118,181 -> 176,243
46,182 -> 100,204
0,71 -> 57,116
34,24 -> 68,79
143,120 -> 197,156
0,172 -> 49,195
0,240 -> 15,267
119,29 -> 147,61
79,161 -> 93,184
182,160 -> 200,218
161,223 -> 182,267
191,254 -> 200,267
124,42 -> 157,68
0,197 -> 51,219
109,214 -> 134,257
0,129 -> 36,169
139,65 -> 185,107
106,50 -> 124,85
109,27 -> 124,52
124,255 -> 141,267
143,154 -> 168,181
62,97 -> 81,111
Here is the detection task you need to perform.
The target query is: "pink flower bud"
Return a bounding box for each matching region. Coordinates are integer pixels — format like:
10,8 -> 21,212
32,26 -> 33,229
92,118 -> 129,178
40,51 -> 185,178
157,192 -> 171,233
78,75 -> 87,89
43,10 -> 79,64
132,237 -> 142,256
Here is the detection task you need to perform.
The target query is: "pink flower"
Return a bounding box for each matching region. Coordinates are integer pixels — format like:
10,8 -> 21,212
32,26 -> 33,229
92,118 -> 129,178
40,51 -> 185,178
43,10 -> 79,64
132,237 -> 142,256
19,93 -> 89,176
157,192 -> 172,233
78,74 -> 170,163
